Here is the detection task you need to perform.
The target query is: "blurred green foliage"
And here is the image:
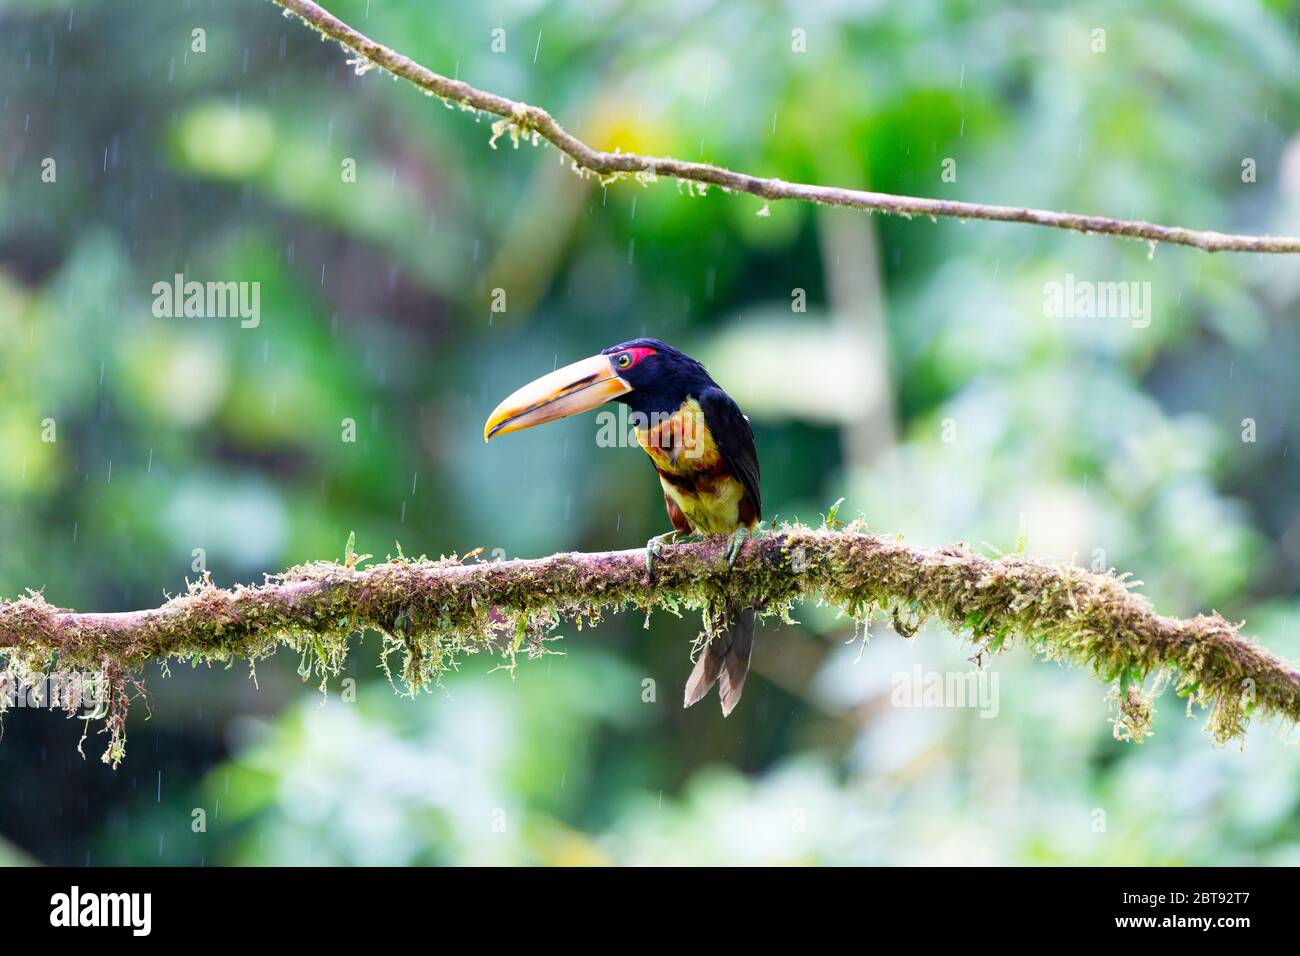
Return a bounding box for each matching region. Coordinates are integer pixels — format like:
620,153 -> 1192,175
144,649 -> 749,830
2,0 -> 1300,864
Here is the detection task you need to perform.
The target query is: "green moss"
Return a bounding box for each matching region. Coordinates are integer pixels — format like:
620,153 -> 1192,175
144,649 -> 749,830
2,524 -> 1295,766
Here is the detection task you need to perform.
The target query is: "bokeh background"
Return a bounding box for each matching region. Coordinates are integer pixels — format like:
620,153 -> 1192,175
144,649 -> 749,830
2,0 -> 1300,865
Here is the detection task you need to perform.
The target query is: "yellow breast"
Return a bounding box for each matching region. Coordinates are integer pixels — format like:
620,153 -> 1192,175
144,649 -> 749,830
635,399 -> 745,535
660,473 -> 748,534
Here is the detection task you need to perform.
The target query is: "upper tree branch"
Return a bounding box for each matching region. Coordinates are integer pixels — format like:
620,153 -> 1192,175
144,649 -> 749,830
273,0 -> 1300,254
2,526 -> 1297,766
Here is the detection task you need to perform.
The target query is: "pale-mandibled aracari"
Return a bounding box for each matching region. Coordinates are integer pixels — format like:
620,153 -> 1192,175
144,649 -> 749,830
483,339 -> 761,715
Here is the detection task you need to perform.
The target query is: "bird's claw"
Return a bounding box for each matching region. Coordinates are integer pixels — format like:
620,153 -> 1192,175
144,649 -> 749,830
645,531 -> 680,579
646,531 -> 705,578
724,527 -> 751,569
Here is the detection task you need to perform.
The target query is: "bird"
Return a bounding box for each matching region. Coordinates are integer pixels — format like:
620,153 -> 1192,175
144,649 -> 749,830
483,338 -> 762,716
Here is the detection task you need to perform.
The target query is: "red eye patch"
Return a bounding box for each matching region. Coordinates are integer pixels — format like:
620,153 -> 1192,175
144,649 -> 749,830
614,346 -> 656,370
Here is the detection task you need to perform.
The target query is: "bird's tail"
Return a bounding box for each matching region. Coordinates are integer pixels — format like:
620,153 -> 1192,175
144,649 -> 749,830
683,602 -> 756,717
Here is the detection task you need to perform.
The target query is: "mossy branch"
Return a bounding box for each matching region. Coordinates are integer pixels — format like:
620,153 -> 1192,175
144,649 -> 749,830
270,0 -> 1300,254
1,525 -> 1297,766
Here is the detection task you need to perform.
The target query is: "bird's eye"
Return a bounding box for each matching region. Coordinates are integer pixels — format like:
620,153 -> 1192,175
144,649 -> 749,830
616,353 -> 632,368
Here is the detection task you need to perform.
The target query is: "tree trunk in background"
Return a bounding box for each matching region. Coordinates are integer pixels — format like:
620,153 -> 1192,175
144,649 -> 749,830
816,208 -> 897,470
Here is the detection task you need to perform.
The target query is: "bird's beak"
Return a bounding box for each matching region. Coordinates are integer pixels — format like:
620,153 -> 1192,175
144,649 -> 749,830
484,353 -> 632,441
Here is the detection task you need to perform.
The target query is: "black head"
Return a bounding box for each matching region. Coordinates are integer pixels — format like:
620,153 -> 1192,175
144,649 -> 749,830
601,338 -> 715,416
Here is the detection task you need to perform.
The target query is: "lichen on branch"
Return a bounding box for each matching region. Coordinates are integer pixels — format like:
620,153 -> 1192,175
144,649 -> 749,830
1,524 -> 1296,766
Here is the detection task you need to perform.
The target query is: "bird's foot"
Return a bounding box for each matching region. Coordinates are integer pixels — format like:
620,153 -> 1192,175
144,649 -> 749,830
646,530 -> 703,578
646,531 -> 679,578
645,531 -> 676,573
724,527 -> 752,569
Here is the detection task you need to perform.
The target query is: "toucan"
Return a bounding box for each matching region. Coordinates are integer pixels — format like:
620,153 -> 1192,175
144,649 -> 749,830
483,338 -> 762,715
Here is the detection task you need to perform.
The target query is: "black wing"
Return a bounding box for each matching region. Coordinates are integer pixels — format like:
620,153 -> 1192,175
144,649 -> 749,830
699,387 -> 761,521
